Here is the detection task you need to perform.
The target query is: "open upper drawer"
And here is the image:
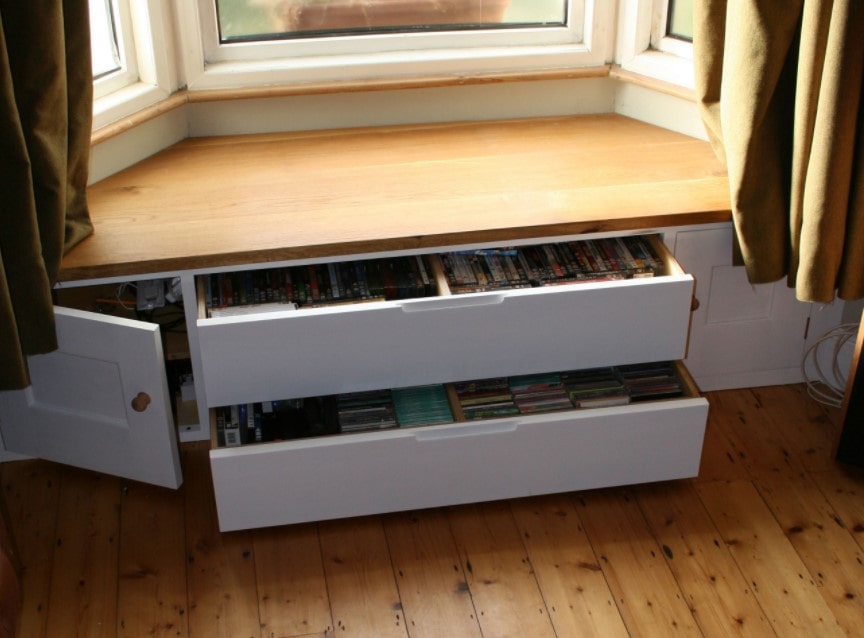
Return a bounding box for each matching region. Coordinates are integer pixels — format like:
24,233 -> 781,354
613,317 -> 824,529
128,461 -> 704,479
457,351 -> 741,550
195,236 -> 694,407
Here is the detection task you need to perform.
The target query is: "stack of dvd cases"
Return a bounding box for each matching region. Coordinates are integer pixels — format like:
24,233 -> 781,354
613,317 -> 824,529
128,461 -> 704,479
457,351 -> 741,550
440,236 -> 663,294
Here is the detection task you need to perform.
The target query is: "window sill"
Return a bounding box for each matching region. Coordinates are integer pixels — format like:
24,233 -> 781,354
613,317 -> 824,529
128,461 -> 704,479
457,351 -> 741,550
187,64 -> 611,103
91,65 -> 611,145
188,43 -> 608,91
610,65 -> 695,102
88,65 -> 705,183
92,81 -> 173,132
91,90 -> 188,146
87,62 -> 703,147
618,49 -> 694,93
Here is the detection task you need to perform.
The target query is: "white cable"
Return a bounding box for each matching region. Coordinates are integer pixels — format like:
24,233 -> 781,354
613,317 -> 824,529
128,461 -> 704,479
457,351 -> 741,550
801,322 -> 859,407
115,282 -> 138,310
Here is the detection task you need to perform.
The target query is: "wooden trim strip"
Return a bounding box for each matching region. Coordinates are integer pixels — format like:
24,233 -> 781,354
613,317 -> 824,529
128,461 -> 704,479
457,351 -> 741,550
185,66 -> 612,103
89,66 -> 616,145
609,65 -> 696,102
90,91 -> 189,146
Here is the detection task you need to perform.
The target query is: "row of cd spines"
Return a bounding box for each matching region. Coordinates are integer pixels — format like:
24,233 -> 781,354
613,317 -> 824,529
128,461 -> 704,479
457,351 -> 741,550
203,236 -> 665,315
214,361 -> 684,448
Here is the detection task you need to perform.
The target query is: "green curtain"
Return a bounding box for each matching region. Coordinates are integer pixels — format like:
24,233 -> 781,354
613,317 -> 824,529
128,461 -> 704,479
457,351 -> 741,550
0,1 -> 94,391
694,0 -> 864,303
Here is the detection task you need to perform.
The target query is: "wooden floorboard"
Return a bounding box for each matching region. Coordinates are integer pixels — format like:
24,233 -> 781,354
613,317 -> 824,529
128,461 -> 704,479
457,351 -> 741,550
1,460 -> 63,638
318,516 -> 405,637
181,442 -> 260,638
447,501 -> 557,637
575,488 -> 700,636
251,521 -> 331,637
695,480 -> 845,637
635,481 -> 774,637
509,493 -> 629,637
3,384 -> 864,638
382,509 -> 482,638
117,479 -> 188,637
46,470 -> 121,638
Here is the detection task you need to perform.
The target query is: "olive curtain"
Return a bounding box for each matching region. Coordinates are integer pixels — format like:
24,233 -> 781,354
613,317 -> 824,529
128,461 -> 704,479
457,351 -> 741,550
694,0 -> 864,303
0,1 -> 94,391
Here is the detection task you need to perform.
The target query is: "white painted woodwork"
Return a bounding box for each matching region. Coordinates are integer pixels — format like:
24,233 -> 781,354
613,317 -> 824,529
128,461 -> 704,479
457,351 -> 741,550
210,392 -> 708,531
196,236 -> 708,531
0,307 -> 182,488
198,272 -> 694,406
673,225 -> 814,391
38,116 -> 733,529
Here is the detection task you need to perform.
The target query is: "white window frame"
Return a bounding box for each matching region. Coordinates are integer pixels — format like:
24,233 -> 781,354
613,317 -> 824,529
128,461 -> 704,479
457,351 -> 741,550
92,0 -> 179,131
175,0 -> 613,91
616,0 -> 693,89
90,1 -> 697,134
91,0 -> 137,95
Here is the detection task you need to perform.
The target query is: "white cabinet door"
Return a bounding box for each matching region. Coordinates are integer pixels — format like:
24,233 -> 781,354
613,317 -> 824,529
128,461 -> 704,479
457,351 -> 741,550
0,307 -> 182,488
673,225 -> 814,391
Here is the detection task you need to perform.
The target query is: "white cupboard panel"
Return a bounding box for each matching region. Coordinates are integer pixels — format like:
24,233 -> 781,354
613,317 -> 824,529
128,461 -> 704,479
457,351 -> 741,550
0,307 -> 182,488
674,226 -> 814,390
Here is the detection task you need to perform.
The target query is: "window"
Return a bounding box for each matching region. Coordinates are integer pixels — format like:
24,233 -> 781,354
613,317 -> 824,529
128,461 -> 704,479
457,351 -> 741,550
90,0 -> 121,79
665,0 -> 693,41
617,0 -> 694,89
88,0 -> 177,130
215,0 -> 568,42
89,0 -> 139,98
89,0 -> 694,134
176,0 -> 610,90
653,0 -> 692,59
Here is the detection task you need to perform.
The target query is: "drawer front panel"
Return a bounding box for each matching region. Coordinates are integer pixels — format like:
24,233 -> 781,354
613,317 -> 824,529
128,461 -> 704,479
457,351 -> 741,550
210,396 -> 708,531
198,275 -> 695,406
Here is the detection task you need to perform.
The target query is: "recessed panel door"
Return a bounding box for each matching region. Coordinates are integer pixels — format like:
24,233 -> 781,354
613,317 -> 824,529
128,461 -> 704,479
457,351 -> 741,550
0,307 -> 182,488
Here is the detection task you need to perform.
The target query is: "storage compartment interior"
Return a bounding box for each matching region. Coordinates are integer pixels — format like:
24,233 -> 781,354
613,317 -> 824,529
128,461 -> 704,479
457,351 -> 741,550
210,360 -> 697,448
200,254 -> 442,317
197,234 -> 676,318
437,234 -> 671,294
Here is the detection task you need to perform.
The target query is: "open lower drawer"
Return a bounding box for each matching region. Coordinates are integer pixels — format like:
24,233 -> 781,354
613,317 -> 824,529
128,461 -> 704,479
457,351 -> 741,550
196,236 -> 695,407
209,363 -> 708,531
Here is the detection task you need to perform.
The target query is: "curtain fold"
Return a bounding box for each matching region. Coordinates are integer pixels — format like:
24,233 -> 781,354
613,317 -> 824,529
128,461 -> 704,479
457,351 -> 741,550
694,0 -> 864,303
0,1 -> 94,391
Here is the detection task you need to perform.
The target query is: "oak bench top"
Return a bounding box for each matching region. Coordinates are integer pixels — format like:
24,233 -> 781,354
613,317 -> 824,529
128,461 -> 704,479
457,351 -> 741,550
62,114 -> 731,282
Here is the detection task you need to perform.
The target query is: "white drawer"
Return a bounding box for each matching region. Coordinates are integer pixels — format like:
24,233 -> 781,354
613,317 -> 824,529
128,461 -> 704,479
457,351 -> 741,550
197,244 -> 695,407
210,388 -> 708,531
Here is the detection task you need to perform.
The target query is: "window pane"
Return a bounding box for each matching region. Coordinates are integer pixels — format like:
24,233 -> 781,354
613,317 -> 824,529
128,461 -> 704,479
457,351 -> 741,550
90,0 -> 122,78
666,0 -> 693,41
216,0 -> 568,43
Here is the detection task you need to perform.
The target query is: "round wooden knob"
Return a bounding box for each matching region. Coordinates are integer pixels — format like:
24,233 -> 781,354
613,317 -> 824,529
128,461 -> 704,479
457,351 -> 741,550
131,392 -> 152,412
691,296 -> 701,311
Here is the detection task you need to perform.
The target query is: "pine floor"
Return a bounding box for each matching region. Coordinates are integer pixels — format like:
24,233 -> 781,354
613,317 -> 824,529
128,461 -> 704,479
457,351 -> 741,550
2,383 -> 863,637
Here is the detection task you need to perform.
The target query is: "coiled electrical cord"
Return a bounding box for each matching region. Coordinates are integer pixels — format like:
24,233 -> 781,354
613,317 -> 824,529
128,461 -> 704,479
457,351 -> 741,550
801,322 -> 859,407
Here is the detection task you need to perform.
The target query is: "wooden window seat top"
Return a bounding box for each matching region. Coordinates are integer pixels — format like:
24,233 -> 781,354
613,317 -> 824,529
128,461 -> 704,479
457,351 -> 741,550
61,114 -> 731,282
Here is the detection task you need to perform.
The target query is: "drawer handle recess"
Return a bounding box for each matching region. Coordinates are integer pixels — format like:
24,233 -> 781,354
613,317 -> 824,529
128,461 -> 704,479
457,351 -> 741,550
414,420 -> 519,441
399,294 -> 505,313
